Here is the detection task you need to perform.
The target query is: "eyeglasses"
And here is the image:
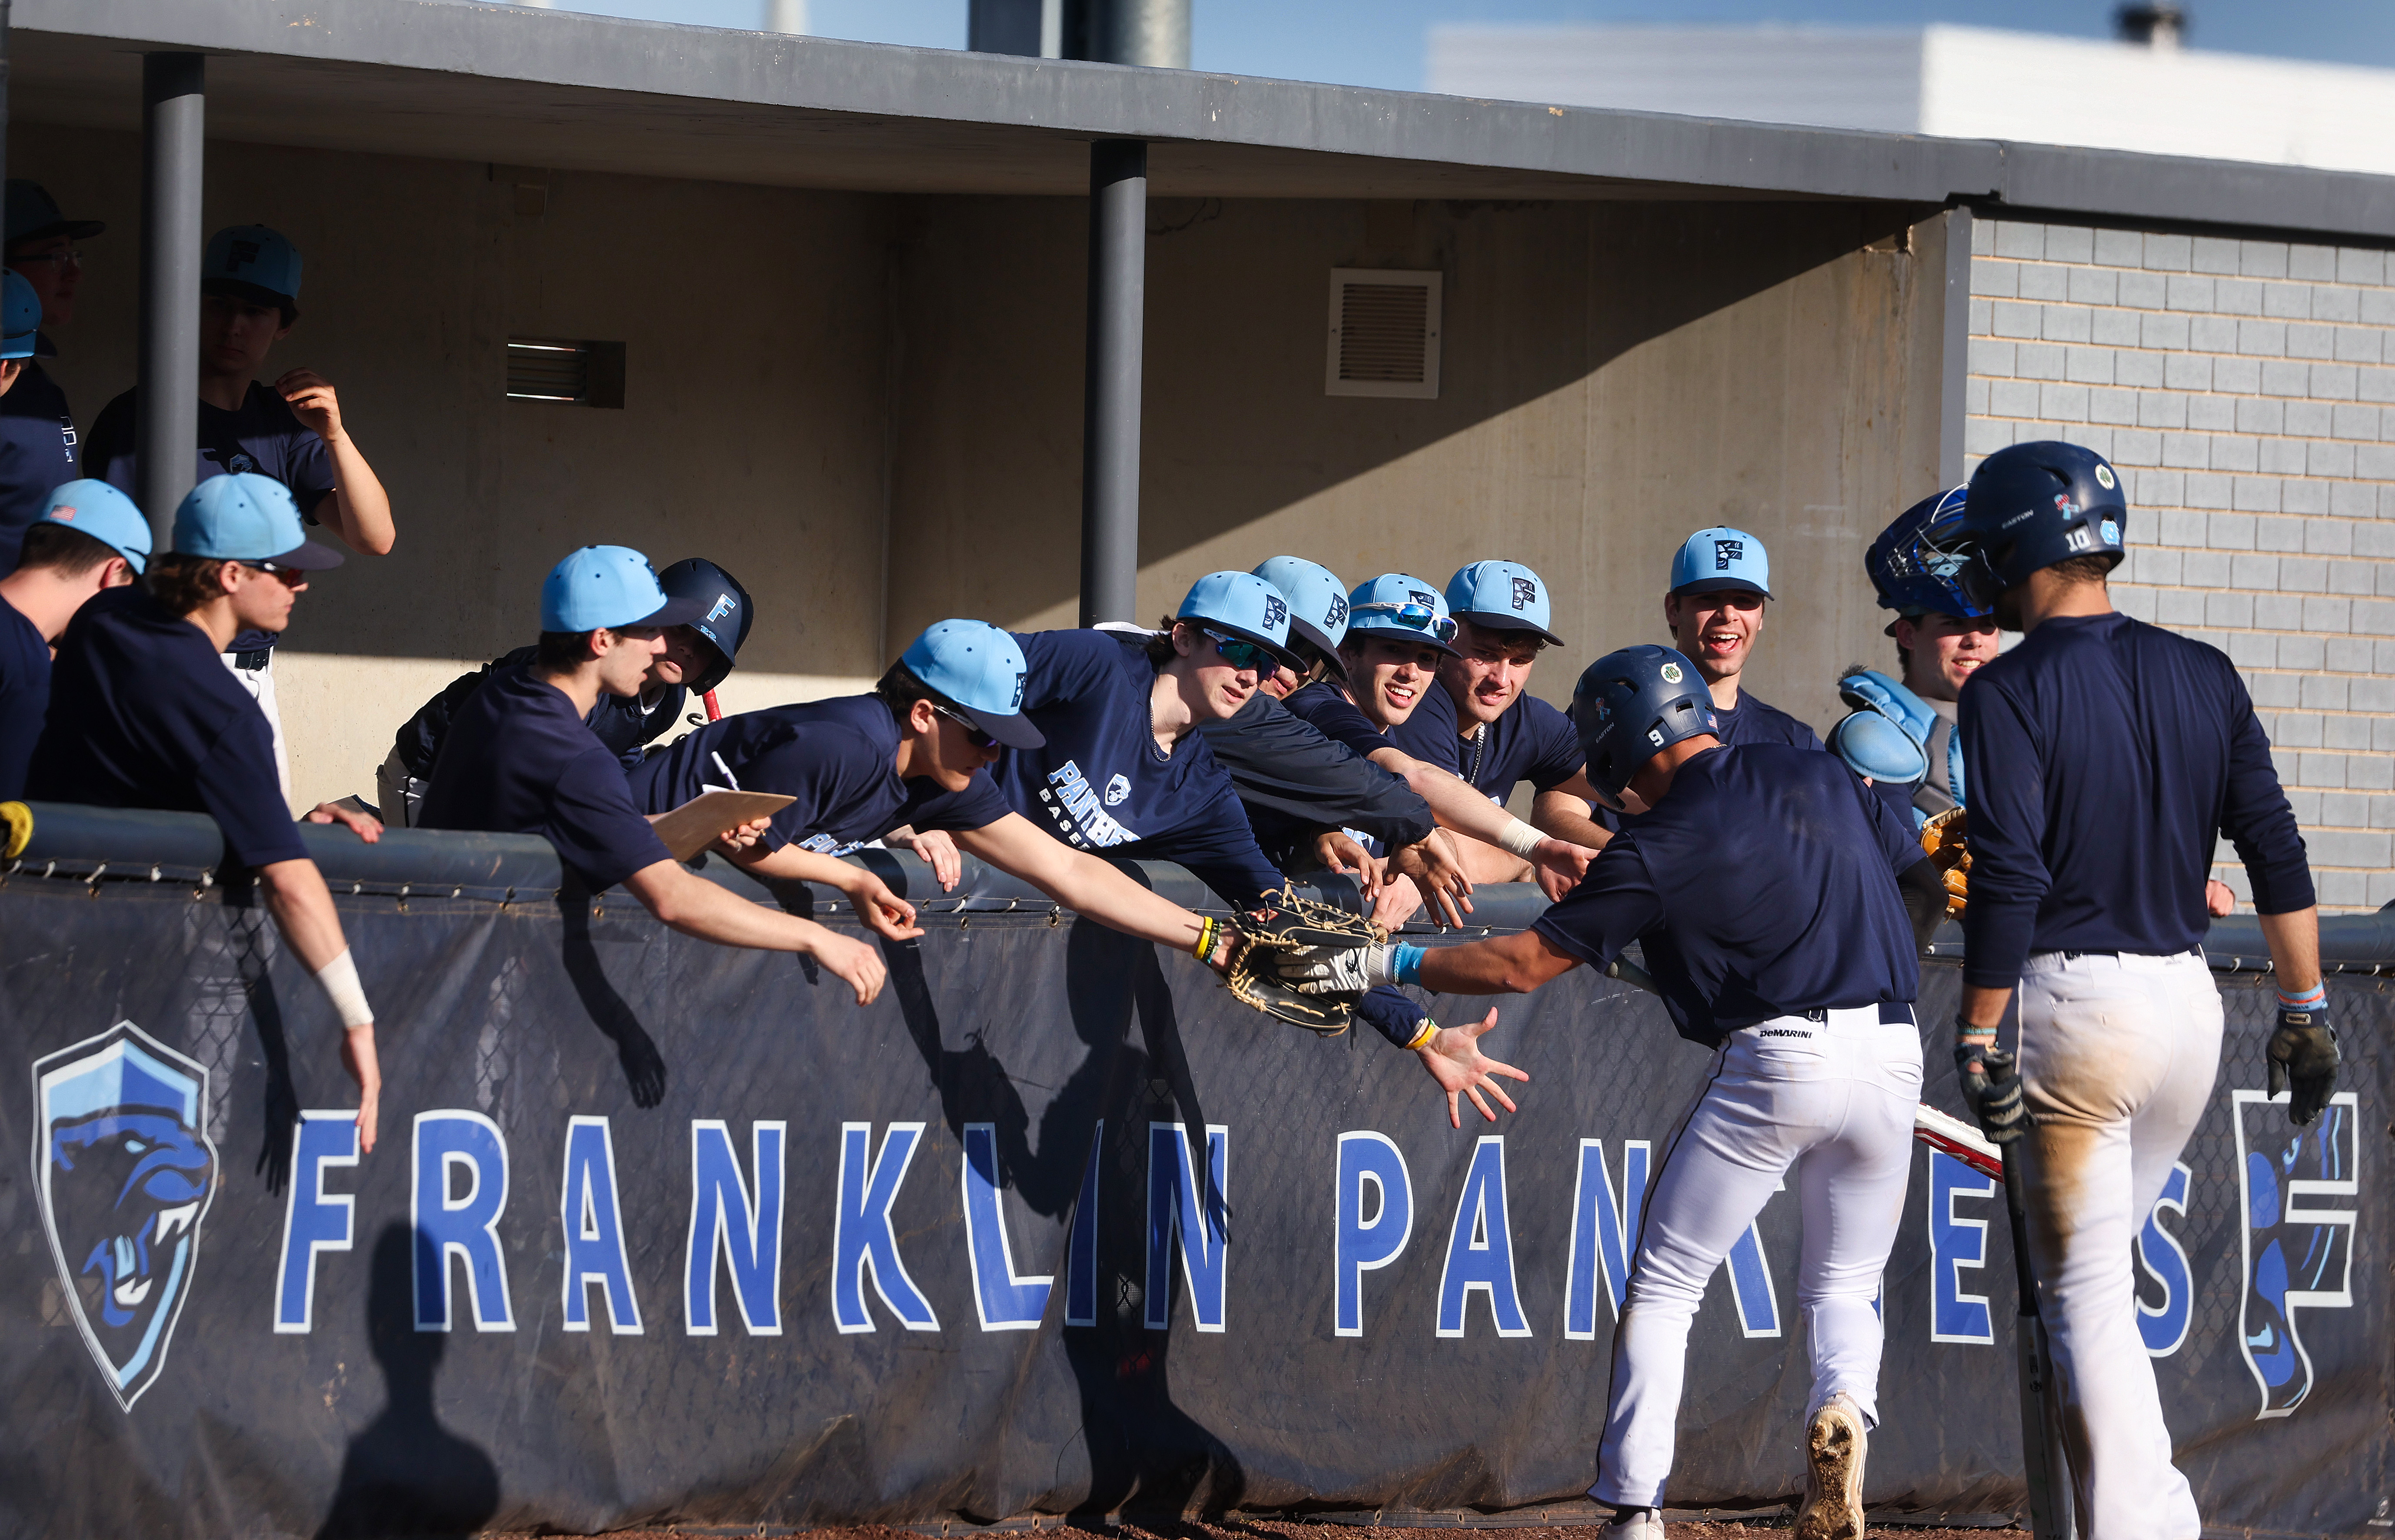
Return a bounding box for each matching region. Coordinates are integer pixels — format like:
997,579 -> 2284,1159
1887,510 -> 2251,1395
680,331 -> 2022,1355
931,702 -> 1000,750
1351,600 -> 1458,643
235,559 -> 307,588
1200,628 -> 1278,674
9,248 -> 79,270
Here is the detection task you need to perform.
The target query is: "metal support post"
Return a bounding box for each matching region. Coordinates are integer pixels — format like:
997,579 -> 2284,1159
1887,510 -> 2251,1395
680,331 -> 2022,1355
138,52 -> 205,552
1078,139 -> 1146,628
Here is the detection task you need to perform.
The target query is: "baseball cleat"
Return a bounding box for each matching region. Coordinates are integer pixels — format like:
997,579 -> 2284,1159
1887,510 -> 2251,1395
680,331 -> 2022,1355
1795,1393 -> 1868,1540
1597,1508 -> 1664,1540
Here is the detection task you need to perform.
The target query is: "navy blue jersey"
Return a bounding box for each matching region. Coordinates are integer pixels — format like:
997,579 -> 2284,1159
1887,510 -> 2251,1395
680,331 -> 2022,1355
1386,678 -> 1584,806
0,596 -> 51,799
0,360 -> 79,573
994,629 -> 1284,907
395,644 -> 688,778
627,693 -> 1010,856
1715,689 -> 1823,750
25,585 -> 304,869
1284,680 -> 1396,760
1533,744 -> 1924,1046
1959,612 -> 2312,990
87,383 -> 336,655
417,665 -> 671,892
1198,691 -> 1434,865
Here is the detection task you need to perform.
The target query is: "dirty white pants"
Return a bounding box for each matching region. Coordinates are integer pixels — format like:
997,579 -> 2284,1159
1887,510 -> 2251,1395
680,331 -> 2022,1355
2016,949 -> 2221,1540
1590,1004 -> 1922,1510
220,650 -> 292,805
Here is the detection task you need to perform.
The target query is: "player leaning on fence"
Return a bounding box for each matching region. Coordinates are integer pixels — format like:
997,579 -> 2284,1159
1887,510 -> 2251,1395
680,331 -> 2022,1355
416,545 -> 888,1004
23,476 -> 384,1149
1946,440 -> 2332,1540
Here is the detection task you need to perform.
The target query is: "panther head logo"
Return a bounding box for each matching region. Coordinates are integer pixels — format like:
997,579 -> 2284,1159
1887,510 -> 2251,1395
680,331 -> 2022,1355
1509,577 -> 1537,611
2233,1089 -> 2358,1419
1104,773 -> 1131,807
34,1023 -> 219,1410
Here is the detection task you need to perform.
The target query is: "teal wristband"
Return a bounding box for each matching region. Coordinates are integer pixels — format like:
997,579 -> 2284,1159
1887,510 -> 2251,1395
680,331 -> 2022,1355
1393,943 -> 1427,987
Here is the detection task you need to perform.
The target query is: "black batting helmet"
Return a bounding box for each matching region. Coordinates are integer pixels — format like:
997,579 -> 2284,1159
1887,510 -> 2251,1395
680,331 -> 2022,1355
658,557 -> 753,694
1571,644 -> 1720,798
1958,440 -> 2127,604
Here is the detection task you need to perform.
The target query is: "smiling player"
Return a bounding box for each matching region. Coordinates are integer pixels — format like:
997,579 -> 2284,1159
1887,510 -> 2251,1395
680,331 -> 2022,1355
1663,527 -> 1821,750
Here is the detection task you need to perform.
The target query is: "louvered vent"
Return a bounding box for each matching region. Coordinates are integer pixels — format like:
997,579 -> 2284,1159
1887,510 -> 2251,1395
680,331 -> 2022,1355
1325,269 -> 1441,399
506,338 -> 626,408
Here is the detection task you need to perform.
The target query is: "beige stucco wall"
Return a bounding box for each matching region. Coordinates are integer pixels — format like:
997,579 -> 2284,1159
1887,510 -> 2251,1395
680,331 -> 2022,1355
16,120 -> 1945,813
887,196 -> 1948,733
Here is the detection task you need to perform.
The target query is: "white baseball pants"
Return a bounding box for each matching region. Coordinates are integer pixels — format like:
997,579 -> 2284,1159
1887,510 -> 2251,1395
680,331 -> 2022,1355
1590,1004 -> 1923,1510
2015,948 -> 2221,1540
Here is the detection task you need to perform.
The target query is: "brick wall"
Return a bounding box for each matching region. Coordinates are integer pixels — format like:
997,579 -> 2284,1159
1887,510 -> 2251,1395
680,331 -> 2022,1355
1966,218 -> 2395,911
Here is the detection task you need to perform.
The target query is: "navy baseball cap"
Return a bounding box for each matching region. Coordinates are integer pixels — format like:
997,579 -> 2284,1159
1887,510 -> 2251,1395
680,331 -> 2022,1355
1175,570 -> 1305,671
0,270 -> 37,362
3,180 -> 103,247
202,225 -> 302,313
540,546 -> 705,632
1446,559 -> 1564,647
1345,572 -> 1459,656
39,480 -> 152,574
1251,555 -> 1351,680
173,474 -> 344,570
901,619 -> 1044,750
1669,526 -> 1772,599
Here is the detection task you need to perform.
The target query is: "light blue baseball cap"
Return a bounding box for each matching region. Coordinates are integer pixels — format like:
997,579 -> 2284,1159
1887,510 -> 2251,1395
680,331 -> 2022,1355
1176,570 -> 1304,671
900,618 -> 1044,750
203,224 -> 302,311
1669,526 -> 1772,599
1251,555 -> 1351,680
540,545 -> 705,632
173,473 -> 344,569
0,270 -> 38,361
37,480 -> 151,574
1344,572 -> 1459,656
1446,558 -> 1564,647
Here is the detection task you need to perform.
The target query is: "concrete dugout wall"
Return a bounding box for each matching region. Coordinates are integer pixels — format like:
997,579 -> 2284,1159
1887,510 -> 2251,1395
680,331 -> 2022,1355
14,124 -> 1945,811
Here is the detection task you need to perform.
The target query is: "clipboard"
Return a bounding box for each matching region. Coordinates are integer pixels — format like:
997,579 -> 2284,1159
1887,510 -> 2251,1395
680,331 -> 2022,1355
651,789 -> 796,863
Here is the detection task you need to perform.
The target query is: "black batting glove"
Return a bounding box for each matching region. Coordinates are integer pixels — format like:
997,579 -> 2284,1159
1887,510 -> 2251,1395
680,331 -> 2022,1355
1954,1033 -> 2027,1146
2267,1007 -> 2340,1128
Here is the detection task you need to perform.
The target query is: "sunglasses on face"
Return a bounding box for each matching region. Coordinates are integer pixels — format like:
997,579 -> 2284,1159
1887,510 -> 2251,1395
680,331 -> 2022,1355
931,702 -> 1000,750
235,559 -> 308,588
1200,628 -> 1278,674
1351,600 -> 1458,643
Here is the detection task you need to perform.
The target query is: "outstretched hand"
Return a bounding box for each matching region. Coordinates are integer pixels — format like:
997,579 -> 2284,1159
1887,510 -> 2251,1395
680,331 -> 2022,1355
846,872 -> 924,942
1416,1008 -> 1528,1128
307,802 -> 383,843
1313,828 -> 1388,901
342,1025 -> 381,1154
814,932 -> 889,1005
1530,837 -> 1596,902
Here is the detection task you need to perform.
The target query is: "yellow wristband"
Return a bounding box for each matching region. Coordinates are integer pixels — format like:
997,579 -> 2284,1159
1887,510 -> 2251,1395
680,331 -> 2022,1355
1193,917 -> 1218,963
1404,1016 -> 1438,1050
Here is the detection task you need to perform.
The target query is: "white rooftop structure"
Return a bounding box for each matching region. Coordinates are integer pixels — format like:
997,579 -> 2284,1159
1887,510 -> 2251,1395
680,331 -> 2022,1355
1427,23 -> 2395,180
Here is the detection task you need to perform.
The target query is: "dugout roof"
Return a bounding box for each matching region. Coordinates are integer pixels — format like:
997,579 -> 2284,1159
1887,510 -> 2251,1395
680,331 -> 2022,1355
20,0 -> 2395,241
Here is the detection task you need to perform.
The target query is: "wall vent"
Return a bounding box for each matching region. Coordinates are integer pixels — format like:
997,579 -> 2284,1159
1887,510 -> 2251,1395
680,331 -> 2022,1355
506,338 -> 626,408
1325,269 -> 1440,399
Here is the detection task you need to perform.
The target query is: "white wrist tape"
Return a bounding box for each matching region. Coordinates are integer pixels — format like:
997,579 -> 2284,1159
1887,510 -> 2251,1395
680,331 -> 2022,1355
1496,817 -> 1545,860
314,947 -> 374,1029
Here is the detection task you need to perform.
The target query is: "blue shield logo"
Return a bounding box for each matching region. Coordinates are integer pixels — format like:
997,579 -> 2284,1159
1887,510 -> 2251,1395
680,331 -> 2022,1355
2232,1089 -> 2357,1419
32,1022 -> 219,1410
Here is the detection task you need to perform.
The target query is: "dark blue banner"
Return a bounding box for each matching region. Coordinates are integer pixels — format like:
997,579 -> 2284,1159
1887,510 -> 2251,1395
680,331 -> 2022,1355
0,861 -> 2383,1537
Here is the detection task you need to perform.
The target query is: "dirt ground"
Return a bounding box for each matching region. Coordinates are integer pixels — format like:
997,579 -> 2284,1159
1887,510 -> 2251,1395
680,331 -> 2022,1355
507,1516 -> 2026,1540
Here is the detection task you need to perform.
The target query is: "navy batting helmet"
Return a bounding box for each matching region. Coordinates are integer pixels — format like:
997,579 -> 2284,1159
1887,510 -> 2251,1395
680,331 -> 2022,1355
1571,644 -> 1720,798
1867,486 -> 1988,635
1958,440 -> 2127,604
659,557 -> 753,694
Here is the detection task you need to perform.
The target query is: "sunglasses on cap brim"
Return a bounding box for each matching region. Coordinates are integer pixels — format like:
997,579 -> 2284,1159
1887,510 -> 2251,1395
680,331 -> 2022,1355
1350,600 -> 1458,643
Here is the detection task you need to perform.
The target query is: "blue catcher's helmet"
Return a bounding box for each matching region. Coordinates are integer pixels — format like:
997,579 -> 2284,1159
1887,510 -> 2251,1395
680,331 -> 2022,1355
1866,486 -> 1985,635
1958,440 -> 2127,604
1571,644 -> 1720,798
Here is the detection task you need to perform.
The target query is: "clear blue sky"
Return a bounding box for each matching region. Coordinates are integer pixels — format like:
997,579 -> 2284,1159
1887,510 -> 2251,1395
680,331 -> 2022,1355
546,0 -> 2395,88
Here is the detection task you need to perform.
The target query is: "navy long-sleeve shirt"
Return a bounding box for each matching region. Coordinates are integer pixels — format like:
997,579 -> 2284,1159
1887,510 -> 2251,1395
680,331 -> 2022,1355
1958,612 -> 2312,990
1198,692 -> 1435,866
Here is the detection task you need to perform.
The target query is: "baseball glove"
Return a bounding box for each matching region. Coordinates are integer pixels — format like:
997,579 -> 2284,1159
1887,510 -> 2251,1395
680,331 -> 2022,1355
1921,807 -> 1970,917
1222,885 -> 1389,1037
